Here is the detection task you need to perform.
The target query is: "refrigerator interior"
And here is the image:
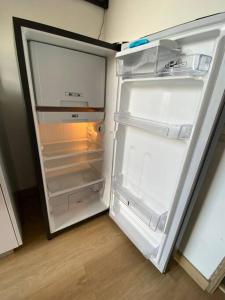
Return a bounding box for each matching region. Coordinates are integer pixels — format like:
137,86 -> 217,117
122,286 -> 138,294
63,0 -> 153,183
110,26 -> 222,266
38,121 -> 106,231
20,26 -> 117,234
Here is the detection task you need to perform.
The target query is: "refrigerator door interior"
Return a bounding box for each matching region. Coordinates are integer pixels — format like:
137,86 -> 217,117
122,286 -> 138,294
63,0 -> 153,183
15,19 -> 118,236
110,14 -> 225,272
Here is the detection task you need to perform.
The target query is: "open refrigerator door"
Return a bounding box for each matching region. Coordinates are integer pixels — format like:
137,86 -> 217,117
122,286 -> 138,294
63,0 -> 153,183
109,14 -> 225,272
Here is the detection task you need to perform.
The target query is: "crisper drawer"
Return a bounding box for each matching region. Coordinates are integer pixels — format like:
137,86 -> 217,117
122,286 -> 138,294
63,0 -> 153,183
38,111 -> 104,123
49,181 -> 104,216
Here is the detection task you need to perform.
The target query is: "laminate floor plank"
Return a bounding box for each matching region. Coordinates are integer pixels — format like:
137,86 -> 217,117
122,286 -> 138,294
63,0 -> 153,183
0,201 -> 224,300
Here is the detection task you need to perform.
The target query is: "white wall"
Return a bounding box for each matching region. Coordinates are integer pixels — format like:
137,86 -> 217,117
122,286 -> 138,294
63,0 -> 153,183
104,0 -> 225,43
180,138 -> 225,279
0,0 -> 104,190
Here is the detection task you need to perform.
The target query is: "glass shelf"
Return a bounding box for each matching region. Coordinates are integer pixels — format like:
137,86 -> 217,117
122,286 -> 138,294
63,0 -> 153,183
46,161 -> 103,197
114,112 -> 193,140
42,139 -> 103,160
44,151 -> 103,172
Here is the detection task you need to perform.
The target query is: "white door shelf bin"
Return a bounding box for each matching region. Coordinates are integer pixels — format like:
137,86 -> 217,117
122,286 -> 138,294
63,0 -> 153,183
116,39 -> 180,77
111,199 -> 160,258
113,176 -> 167,232
44,151 -> 103,172
42,139 -> 103,160
160,54 -> 212,76
114,112 -> 193,140
46,160 -> 103,197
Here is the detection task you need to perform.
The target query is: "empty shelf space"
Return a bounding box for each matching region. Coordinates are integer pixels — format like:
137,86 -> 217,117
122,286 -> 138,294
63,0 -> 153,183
44,151 -> 103,172
114,112 -> 193,139
113,176 -> 167,231
42,139 -> 103,160
46,161 -> 103,197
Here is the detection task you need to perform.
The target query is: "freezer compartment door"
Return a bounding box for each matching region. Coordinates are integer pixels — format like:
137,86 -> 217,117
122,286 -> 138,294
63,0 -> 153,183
29,41 -> 106,108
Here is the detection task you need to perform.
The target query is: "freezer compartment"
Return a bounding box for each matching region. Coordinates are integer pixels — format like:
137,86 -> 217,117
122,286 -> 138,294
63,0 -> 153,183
116,39 -> 179,77
44,151 -> 103,172
49,181 -> 106,231
29,41 -> 106,108
111,196 -> 161,259
113,175 -> 167,231
46,160 -> 103,197
161,54 -> 212,76
114,112 -> 192,139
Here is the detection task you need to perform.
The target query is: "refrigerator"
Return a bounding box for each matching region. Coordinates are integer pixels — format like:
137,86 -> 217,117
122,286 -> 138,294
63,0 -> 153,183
13,13 -> 225,272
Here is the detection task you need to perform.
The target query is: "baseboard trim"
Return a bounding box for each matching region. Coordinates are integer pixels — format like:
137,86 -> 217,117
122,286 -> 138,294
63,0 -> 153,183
174,251 -> 225,294
174,251 -> 209,290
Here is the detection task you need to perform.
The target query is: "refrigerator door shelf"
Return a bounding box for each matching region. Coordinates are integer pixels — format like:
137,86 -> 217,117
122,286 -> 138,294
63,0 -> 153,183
160,54 -> 212,76
114,112 -> 193,140
111,197 -> 161,259
113,175 -> 168,232
38,111 -> 104,123
116,39 -> 180,77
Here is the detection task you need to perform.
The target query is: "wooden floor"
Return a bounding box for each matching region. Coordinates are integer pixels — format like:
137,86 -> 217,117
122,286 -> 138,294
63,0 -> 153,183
0,197 -> 224,300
